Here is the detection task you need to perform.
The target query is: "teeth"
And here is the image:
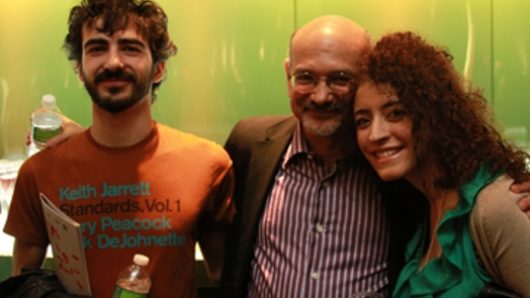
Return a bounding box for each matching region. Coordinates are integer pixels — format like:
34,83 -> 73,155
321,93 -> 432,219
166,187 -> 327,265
376,149 -> 399,158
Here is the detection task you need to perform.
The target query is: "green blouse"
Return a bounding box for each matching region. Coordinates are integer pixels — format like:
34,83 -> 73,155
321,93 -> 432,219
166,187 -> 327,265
393,167 -> 498,297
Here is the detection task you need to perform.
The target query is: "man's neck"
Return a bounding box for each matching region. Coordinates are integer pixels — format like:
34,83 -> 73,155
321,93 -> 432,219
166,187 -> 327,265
303,129 -> 355,164
90,99 -> 154,148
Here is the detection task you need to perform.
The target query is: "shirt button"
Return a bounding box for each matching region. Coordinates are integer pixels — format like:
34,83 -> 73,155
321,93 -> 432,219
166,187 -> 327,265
307,154 -> 314,160
310,272 -> 319,280
316,224 -> 326,233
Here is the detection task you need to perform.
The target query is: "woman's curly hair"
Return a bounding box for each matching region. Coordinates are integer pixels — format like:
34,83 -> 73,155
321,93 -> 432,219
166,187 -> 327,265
63,0 -> 177,93
366,31 -> 529,188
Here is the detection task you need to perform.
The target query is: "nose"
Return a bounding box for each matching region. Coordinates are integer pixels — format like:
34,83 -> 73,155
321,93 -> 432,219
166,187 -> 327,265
368,117 -> 389,142
310,79 -> 333,105
104,47 -> 124,71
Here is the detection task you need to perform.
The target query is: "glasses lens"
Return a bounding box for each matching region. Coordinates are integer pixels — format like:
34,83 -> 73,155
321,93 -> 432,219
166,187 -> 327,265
291,72 -> 314,94
328,72 -> 353,93
291,71 -> 353,94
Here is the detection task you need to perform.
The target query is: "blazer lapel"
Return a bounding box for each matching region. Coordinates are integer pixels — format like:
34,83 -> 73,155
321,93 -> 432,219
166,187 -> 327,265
241,117 -> 297,231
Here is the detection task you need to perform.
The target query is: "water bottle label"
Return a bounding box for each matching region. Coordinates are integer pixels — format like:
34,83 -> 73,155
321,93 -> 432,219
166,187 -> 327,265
112,286 -> 148,298
33,126 -> 61,143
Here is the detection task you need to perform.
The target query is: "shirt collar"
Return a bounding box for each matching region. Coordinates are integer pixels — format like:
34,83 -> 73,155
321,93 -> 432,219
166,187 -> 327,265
281,122 -> 310,169
281,122 -> 360,169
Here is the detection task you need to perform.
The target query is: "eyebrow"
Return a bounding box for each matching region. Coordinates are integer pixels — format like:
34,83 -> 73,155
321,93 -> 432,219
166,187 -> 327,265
382,99 -> 403,110
84,38 -> 108,49
118,38 -> 147,49
83,38 -> 147,49
353,107 -> 368,116
353,98 -> 403,115
292,69 -> 354,75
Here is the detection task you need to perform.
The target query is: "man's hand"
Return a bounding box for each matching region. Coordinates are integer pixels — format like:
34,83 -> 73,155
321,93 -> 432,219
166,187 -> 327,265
46,115 -> 86,147
510,180 -> 530,218
12,239 -> 47,275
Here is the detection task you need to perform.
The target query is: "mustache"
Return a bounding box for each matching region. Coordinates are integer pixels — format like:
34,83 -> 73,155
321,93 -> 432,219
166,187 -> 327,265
303,100 -> 346,112
95,69 -> 136,83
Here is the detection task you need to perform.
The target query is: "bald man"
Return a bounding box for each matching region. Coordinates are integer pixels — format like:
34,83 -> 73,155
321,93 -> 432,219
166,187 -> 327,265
219,15 -> 423,297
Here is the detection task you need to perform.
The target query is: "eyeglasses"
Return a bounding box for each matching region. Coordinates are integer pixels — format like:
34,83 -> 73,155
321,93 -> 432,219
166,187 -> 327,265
289,71 -> 355,94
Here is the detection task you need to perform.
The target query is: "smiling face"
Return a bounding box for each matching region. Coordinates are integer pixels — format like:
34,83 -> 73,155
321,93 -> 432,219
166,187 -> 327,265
78,17 -> 164,113
285,16 -> 370,145
354,80 -> 417,181
286,44 -> 357,139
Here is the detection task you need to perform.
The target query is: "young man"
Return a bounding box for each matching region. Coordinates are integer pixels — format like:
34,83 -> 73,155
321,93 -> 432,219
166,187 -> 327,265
3,0 -> 234,297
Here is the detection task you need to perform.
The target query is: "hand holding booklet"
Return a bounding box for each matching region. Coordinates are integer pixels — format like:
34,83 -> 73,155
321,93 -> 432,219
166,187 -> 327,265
40,193 -> 92,296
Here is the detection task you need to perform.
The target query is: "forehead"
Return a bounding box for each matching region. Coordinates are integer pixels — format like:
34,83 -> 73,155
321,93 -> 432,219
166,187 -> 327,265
290,38 -> 358,74
290,22 -> 368,72
81,17 -> 148,44
356,81 -> 397,105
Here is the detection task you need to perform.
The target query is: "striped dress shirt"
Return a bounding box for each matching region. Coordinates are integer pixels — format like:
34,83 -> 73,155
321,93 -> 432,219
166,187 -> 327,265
248,124 -> 390,298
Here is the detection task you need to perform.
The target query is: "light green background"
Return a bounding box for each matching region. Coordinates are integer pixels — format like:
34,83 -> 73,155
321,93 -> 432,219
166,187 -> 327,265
0,0 -> 529,158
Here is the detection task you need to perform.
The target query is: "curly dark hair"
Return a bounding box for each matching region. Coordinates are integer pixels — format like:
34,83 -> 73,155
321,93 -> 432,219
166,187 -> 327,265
64,0 -> 177,94
365,31 -> 529,188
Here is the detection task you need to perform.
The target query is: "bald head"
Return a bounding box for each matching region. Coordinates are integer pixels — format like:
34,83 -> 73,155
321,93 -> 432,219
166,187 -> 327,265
288,15 -> 371,70
285,15 -> 371,147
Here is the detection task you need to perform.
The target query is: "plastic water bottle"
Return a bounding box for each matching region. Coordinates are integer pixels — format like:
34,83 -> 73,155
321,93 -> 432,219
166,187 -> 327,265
28,94 -> 62,156
112,254 -> 151,298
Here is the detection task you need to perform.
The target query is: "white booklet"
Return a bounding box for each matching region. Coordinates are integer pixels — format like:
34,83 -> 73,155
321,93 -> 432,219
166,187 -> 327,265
40,193 -> 92,296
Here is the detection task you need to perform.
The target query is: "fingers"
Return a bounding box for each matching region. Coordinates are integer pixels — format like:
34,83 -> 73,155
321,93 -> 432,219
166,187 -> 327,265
26,128 -> 31,146
518,195 -> 530,214
510,180 -> 530,194
46,120 -> 86,147
46,133 -> 68,147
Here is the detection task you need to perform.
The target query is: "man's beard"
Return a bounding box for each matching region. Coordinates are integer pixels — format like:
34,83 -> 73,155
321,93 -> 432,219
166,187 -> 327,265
301,99 -> 349,137
83,68 -> 152,113
302,115 -> 343,136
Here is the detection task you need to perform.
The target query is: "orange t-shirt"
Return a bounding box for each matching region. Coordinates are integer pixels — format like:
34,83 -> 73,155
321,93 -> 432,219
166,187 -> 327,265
4,123 -> 234,297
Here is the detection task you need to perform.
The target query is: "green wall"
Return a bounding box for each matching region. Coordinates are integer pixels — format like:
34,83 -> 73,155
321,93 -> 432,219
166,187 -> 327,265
1,0 -> 529,159
493,1 -> 530,148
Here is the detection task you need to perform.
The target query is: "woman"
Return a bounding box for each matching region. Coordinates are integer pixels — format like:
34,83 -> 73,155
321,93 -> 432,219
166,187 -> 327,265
353,31 -> 530,297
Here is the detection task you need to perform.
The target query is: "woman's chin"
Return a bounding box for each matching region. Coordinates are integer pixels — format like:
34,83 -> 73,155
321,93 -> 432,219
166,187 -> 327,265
376,170 -> 404,182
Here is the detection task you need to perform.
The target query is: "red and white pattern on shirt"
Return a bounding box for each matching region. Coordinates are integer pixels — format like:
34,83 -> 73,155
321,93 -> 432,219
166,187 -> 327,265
248,126 -> 390,298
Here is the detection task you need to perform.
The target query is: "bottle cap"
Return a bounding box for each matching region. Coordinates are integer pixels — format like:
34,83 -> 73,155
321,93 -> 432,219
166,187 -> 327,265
42,94 -> 56,106
133,254 -> 149,266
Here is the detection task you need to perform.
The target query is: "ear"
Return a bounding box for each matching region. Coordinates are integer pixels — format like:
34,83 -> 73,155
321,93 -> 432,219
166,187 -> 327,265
284,58 -> 293,93
152,61 -> 166,84
76,63 -> 85,82
284,58 -> 290,78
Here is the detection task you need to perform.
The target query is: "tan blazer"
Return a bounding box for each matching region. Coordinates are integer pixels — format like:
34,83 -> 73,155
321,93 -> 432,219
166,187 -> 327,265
470,175 -> 530,296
